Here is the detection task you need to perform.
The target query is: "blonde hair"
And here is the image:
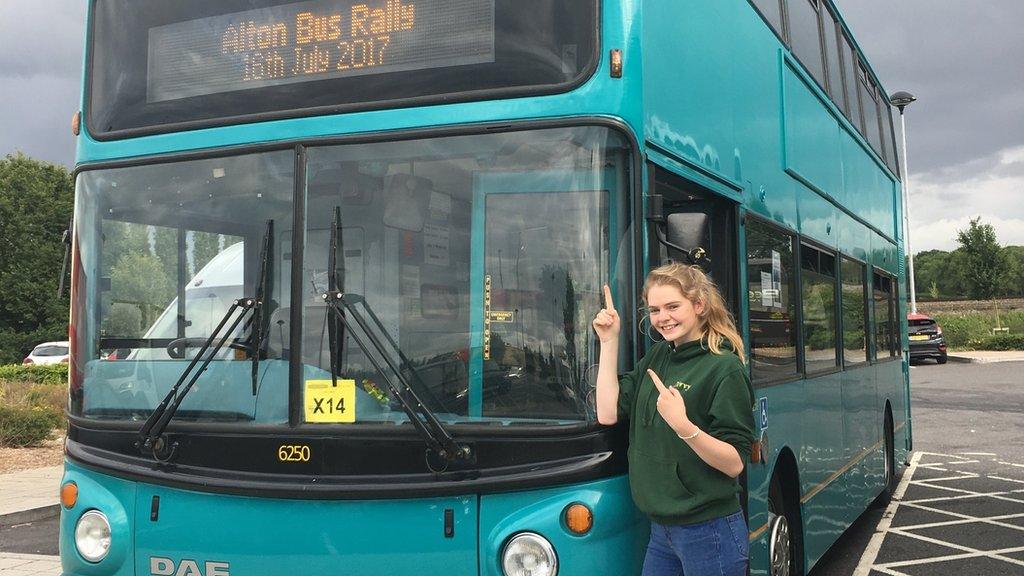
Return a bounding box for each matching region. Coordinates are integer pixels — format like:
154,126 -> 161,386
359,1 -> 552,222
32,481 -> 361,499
642,263 -> 746,363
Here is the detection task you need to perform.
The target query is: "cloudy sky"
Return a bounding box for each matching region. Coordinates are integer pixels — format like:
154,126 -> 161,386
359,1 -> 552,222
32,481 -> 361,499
1,1 -> 1022,253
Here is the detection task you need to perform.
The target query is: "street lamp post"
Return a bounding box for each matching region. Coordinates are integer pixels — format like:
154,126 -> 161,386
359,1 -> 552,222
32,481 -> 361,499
890,90 -> 917,314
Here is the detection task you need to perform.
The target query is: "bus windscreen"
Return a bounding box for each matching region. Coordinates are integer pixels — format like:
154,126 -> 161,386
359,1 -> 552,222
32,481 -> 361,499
147,0 -> 495,103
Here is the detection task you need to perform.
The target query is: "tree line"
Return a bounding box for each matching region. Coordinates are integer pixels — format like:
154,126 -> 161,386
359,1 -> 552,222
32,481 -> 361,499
0,153 -> 74,364
0,153 -> 231,364
913,218 -> 1024,301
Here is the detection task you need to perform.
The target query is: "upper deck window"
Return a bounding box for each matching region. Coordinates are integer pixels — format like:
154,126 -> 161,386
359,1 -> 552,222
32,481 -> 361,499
788,0 -> 826,91
87,0 -> 598,138
750,0 -> 784,38
839,33 -> 863,131
820,7 -> 845,113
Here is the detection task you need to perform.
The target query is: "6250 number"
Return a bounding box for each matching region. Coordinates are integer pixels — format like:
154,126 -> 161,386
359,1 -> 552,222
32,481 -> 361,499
277,444 -> 311,462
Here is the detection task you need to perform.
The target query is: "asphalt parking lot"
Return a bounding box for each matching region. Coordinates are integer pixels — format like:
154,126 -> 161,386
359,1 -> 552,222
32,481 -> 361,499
861,450 -> 1024,575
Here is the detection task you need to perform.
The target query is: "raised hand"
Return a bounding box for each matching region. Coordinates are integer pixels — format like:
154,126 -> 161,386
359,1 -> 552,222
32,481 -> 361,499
647,369 -> 697,437
592,284 -> 621,343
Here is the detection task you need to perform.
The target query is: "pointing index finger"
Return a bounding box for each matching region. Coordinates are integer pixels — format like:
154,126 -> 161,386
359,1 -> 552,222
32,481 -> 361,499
603,284 -> 616,312
647,369 -> 669,396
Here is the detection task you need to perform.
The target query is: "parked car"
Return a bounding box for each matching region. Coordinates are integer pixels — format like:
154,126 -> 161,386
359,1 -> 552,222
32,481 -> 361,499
907,313 -> 947,364
23,341 -> 70,365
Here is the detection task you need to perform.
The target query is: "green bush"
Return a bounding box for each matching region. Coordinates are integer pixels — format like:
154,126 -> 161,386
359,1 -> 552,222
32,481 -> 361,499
932,311 -> 1024,350
0,364 -> 68,386
0,405 -> 61,447
975,334 -> 1024,351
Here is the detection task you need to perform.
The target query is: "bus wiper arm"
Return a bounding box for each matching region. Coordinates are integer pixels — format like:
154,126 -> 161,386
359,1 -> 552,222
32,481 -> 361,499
324,207 -> 451,411
247,220 -> 275,395
137,297 -> 256,461
138,219 -> 275,462
326,207 -> 344,387
322,292 -> 471,468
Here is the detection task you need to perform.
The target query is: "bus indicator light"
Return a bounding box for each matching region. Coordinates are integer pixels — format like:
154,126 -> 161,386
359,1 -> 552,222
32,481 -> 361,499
60,482 -> 78,509
563,503 -> 593,535
610,49 -> 622,78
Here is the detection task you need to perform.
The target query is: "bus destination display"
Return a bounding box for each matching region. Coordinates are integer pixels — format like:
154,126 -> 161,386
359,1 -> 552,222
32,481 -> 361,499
147,0 -> 495,102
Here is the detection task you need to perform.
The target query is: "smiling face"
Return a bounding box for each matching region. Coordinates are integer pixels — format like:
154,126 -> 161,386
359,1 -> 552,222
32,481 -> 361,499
645,283 -> 706,346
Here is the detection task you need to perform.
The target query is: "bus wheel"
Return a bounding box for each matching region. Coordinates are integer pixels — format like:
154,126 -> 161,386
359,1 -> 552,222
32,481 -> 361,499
877,412 -> 897,506
768,473 -> 801,576
768,511 -> 790,576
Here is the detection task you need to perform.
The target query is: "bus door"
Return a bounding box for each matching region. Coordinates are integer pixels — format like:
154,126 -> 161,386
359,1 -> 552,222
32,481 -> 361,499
467,170 -> 618,421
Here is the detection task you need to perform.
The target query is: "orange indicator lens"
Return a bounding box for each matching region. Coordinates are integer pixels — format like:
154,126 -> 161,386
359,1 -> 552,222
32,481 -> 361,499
610,49 -> 623,78
61,482 -> 78,509
564,503 -> 593,535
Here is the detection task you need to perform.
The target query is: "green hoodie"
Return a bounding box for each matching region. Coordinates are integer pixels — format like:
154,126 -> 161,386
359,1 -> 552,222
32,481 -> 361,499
617,339 -> 755,526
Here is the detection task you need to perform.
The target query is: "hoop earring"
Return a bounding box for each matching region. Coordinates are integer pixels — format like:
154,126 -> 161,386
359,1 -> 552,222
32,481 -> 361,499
638,314 -> 663,342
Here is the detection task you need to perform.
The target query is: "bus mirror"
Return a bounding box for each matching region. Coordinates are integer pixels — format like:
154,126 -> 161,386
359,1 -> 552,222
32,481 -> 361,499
665,213 -> 709,252
664,213 -> 711,267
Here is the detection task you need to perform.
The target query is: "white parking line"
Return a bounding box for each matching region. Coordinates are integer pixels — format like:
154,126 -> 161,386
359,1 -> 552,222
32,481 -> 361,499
912,473 -> 978,483
990,475 -> 1024,485
857,450 -> 1024,574
893,506 -> 1024,532
852,451 -> 921,576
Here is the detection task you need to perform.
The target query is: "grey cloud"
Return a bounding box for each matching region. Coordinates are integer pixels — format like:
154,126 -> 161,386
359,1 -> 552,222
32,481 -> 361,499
1,75 -> 79,167
840,1 -> 1024,175
0,1 -> 85,167
0,2 -> 86,80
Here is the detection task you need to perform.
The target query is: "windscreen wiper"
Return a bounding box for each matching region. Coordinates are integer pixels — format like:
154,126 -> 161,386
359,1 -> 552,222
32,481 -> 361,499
322,210 -> 469,469
138,221 -> 274,461
56,220 -> 72,298
247,220 -> 274,395
137,297 -> 255,461
326,207 -> 344,387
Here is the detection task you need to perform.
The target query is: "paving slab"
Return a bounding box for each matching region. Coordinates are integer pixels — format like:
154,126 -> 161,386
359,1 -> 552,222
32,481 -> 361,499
947,351 -> 1024,364
0,467 -> 61,525
0,553 -> 60,576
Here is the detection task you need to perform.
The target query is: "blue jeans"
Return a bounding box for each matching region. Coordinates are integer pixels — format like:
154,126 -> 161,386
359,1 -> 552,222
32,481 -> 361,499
641,512 -> 749,576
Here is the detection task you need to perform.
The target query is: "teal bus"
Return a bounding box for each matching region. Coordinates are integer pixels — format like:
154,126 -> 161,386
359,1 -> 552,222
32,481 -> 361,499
62,0 -> 910,575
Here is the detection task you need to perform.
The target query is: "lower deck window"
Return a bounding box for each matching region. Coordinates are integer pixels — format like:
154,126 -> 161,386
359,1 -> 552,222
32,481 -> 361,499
746,219 -> 798,383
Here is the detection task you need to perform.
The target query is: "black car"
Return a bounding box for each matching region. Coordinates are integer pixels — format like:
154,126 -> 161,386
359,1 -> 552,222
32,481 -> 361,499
908,313 -> 947,364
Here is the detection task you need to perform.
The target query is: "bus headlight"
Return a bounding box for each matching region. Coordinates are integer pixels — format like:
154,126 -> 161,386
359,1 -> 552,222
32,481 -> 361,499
75,510 -> 111,562
501,532 -> 557,576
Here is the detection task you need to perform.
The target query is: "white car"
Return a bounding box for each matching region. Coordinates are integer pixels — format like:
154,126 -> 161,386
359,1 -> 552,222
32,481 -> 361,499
23,341 -> 70,365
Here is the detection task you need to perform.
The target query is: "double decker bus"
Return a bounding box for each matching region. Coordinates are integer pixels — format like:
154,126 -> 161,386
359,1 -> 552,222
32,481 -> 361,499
62,1 -> 910,575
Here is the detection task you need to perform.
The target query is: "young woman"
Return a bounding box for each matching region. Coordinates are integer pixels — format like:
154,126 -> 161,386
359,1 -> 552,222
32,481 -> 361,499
593,263 -> 755,576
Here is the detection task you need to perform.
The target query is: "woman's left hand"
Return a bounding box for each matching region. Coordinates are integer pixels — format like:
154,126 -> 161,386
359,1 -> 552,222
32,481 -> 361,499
648,369 -> 699,437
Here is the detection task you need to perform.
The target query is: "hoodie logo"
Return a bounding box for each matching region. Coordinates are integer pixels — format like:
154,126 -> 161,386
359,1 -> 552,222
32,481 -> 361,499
674,381 -> 691,392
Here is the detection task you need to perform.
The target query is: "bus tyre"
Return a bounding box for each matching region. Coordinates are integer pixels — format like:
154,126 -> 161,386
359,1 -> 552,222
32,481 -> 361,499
768,473 -> 802,576
876,413 -> 897,506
